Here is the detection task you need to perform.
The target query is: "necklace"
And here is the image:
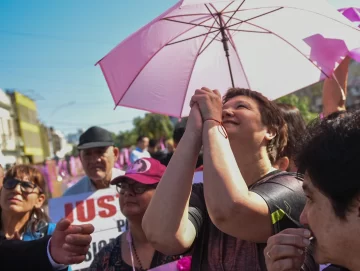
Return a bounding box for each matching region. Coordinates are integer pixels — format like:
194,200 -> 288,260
131,235 -> 145,271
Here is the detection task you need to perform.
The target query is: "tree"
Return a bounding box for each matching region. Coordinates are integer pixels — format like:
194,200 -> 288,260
276,94 -> 318,123
116,130 -> 138,148
70,145 -> 79,157
133,113 -> 173,140
114,113 -> 174,148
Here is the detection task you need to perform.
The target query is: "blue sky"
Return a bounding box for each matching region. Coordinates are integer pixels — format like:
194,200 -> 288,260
0,0 -> 358,135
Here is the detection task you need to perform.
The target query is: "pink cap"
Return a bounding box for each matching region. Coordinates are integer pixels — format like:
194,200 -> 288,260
111,158 -> 165,185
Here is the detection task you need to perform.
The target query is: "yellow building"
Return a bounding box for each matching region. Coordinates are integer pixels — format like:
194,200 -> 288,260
9,91 -> 44,164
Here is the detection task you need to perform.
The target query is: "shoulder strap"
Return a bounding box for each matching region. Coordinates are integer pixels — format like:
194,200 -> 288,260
250,171 -> 300,189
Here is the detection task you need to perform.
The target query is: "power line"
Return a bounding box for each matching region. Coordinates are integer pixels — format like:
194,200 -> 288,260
1,68 -> 105,89
47,120 -> 132,127
0,29 -> 115,46
39,101 -> 112,108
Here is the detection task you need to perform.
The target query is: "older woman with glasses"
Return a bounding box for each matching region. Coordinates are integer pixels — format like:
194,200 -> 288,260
89,158 -> 188,271
0,164 -> 57,241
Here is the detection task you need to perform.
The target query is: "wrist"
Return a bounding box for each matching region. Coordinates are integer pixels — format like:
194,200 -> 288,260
203,118 -> 220,127
203,119 -> 228,139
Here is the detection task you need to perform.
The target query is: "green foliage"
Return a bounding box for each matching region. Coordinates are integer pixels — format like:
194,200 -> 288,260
71,145 -> 79,157
114,114 -> 174,148
276,94 -> 318,123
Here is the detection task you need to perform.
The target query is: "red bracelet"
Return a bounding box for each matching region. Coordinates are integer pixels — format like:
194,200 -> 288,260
204,118 -> 228,139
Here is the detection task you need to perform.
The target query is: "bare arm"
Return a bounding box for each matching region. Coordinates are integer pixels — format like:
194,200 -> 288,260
202,122 -> 272,243
142,107 -> 203,255
322,56 -> 350,117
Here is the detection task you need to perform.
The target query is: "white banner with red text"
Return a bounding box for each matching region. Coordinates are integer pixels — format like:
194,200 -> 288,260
49,188 -> 126,270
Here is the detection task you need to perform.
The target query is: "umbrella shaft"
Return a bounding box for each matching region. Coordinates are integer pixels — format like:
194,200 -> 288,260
218,13 -> 234,87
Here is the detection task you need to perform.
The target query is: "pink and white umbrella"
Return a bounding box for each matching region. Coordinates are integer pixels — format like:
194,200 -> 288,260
97,0 -> 360,117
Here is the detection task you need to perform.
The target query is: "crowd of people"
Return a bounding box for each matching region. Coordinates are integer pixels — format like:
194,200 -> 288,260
1,56 -> 360,271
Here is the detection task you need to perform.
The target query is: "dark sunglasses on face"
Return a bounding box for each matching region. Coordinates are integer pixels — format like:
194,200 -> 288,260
116,182 -> 157,195
3,178 -> 43,194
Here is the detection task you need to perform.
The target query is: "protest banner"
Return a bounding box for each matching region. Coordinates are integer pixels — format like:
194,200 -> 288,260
49,187 -> 126,270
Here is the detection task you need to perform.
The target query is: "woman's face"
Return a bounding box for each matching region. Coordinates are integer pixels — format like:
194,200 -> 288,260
222,95 -> 273,148
118,179 -> 156,219
0,175 -> 45,215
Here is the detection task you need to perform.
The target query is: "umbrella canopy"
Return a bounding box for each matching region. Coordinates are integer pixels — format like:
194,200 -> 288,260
97,0 -> 360,117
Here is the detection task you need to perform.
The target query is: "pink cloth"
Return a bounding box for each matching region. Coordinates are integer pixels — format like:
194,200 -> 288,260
148,257 -> 191,271
338,7 -> 360,23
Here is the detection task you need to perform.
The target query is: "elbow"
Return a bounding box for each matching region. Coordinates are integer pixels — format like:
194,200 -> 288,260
142,219 -> 164,251
146,230 -> 189,255
208,206 -> 232,230
208,199 -> 245,232
142,219 -> 187,256
149,236 -> 189,256
142,215 -> 160,246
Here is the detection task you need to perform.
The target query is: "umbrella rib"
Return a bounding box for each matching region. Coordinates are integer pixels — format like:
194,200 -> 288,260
225,14 -> 329,77
194,19 -> 217,53
224,0 -> 246,27
222,15 -> 271,34
199,31 -> 221,56
227,29 -> 271,34
179,23 -> 216,117
167,29 -> 219,46
244,21 -> 330,78
162,18 -> 219,30
285,6 -> 360,32
163,13 -> 217,19
215,2 -> 234,14
114,20 -> 215,108
197,19 -> 220,55
163,9 -> 261,20
204,4 -> 221,27
225,7 -> 284,29
162,7 -> 287,25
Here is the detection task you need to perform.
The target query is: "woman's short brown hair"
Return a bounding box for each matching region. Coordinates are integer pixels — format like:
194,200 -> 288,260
223,88 -> 288,164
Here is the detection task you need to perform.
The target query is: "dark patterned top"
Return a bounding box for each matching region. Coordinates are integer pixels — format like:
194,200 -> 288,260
88,232 -> 180,271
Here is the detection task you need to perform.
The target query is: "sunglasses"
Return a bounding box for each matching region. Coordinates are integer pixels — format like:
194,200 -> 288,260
116,182 -> 157,195
3,178 -> 43,194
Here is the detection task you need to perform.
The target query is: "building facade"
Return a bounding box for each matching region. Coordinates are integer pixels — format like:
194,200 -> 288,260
0,89 -> 18,167
8,91 -> 44,164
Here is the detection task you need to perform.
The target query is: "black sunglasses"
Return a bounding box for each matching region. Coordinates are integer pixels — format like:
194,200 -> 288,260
3,178 -> 43,194
116,182 -> 157,195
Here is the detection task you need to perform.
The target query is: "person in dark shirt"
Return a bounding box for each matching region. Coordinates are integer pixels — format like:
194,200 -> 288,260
0,218 -> 94,271
264,110 -> 360,271
148,139 -> 167,162
143,87 -> 315,270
